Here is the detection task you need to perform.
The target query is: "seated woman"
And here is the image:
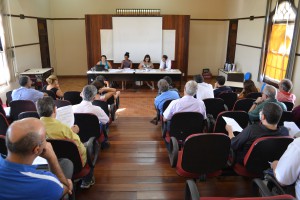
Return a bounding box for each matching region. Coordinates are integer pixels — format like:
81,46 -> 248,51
120,52 -> 133,90
91,80 -> 120,102
238,80 -> 258,99
138,54 -> 155,90
45,75 -> 64,99
97,55 -> 112,70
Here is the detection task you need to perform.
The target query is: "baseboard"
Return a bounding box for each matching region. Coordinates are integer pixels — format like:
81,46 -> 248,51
58,75 -> 86,78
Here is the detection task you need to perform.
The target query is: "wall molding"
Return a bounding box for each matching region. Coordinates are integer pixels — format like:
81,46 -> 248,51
236,43 -> 262,50
9,43 -> 39,49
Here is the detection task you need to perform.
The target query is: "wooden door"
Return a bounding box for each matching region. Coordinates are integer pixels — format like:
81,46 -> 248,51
226,20 -> 238,63
37,18 -> 51,68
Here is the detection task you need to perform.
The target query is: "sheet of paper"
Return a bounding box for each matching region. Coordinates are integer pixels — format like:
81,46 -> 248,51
222,116 -> 243,132
56,105 -> 74,127
284,121 -> 300,137
32,156 -> 48,165
4,107 -> 10,117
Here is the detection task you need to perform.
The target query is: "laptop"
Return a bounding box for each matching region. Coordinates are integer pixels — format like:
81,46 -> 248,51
95,64 -> 106,71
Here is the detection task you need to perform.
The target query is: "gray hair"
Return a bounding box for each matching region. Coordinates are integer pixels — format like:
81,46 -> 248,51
279,79 -> 293,92
263,85 -> 277,99
19,76 -> 30,86
82,85 -> 97,101
157,79 -> 169,93
185,80 -> 198,96
36,97 -> 55,117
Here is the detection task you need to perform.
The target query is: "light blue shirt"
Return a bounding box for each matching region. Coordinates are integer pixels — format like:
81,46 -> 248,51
12,87 -> 44,103
154,90 -> 180,115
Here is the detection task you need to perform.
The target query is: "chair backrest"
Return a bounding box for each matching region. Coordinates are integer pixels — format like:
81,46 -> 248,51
53,99 -> 71,108
213,111 -> 249,134
0,113 -> 9,136
203,98 -> 226,119
278,111 -> 293,126
47,139 -> 83,174
74,113 -> 101,143
18,111 -> 40,120
63,91 -> 82,105
244,136 -> 293,174
0,103 -> 5,117
42,90 -> 56,100
0,135 -> 7,156
9,100 -> 37,121
162,99 -> 173,113
281,101 -> 294,111
218,92 -> 237,110
6,91 -> 12,107
92,100 -> 109,117
233,98 -> 255,112
244,72 -> 251,81
246,92 -> 262,99
181,133 -> 231,174
170,112 -> 204,141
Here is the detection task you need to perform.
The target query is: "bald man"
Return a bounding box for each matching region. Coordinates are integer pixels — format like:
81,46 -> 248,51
0,118 -> 73,200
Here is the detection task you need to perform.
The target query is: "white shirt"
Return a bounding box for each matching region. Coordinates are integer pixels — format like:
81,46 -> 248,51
275,137 -> 300,199
72,100 -> 109,124
163,95 -> 206,120
196,83 -> 214,100
159,59 -> 171,70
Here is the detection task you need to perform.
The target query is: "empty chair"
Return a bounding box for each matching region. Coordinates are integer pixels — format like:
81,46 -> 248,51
278,111 -> 293,127
218,92 -> 237,110
213,111 -> 249,135
63,91 -> 82,105
281,101 -> 294,111
233,136 -> 293,177
18,111 -> 40,120
203,98 -> 226,119
53,99 -> 71,108
9,100 -> 37,121
233,98 -> 255,112
6,91 -> 12,107
246,92 -> 262,99
169,133 -> 230,179
0,113 -> 9,135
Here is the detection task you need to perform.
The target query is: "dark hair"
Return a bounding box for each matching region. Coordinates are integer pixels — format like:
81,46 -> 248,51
91,80 -> 105,90
163,76 -> 173,85
157,79 -> 169,93
162,55 -> 168,60
279,79 -> 293,92
19,76 -> 29,86
216,76 -> 226,86
262,102 -> 283,125
194,74 -> 204,83
95,75 -> 106,82
143,54 -> 151,62
101,55 -> 107,59
124,52 -> 130,57
242,80 -> 258,96
36,97 -> 55,117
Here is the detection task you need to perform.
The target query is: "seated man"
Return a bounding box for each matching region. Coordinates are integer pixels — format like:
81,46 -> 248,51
0,118 -> 73,199
277,79 -> 296,104
194,74 -> 214,100
213,75 -> 233,97
271,137 -> 300,199
155,79 -> 180,115
12,76 -> 46,103
37,97 -> 94,189
249,84 -> 287,122
163,80 -> 207,122
226,102 -> 289,164
72,85 -> 109,125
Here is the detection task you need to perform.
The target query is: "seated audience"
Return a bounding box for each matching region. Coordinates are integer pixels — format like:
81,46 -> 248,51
248,85 -> 287,122
37,97 -> 95,189
271,137 -> 300,200
159,55 -> 171,70
238,80 -> 258,99
46,75 -> 64,98
12,76 -> 45,103
155,79 -> 180,115
277,79 -> 296,104
163,80 -> 207,121
194,74 -> 214,100
72,85 -> 109,125
226,102 -> 289,164
0,118 -> 73,199
91,80 -> 120,102
213,75 -> 233,97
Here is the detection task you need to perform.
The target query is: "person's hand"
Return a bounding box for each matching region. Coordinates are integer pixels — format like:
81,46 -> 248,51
225,124 -> 233,133
255,97 -> 263,104
214,82 -> 218,89
40,142 -> 56,161
67,179 -> 73,195
71,125 -> 79,134
271,160 -> 278,170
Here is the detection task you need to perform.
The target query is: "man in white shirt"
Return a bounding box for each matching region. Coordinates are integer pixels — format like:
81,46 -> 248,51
159,55 -> 171,70
194,74 -> 214,100
271,137 -> 300,199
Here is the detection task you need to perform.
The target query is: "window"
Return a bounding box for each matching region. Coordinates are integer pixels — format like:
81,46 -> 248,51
262,0 -> 297,83
0,14 -> 10,86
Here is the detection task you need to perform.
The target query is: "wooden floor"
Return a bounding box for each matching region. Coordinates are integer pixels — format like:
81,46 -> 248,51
59,77 -> 254,200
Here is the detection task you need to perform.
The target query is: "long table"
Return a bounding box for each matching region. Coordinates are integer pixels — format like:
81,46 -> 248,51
20,68 -> 52,90
87,69 -> 182,89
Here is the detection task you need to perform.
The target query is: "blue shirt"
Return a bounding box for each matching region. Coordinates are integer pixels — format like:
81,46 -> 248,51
154,90 -> 180,115
12,87 -> 44,103
0,156 -> 64,200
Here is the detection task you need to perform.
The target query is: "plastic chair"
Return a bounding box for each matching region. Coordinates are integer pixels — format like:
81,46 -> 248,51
53,99 -> 71,108
244,72 -> 251,80
9,100 -> 37,121
169,133 -> 230,179
281,101 -> 294,111
278,111 -> 293,127
246,92 -> 262,99
63,91 -> 82,105
233,98 -> 255,112
218,92 -> 238,110
18,111 -> 40,120
203,98 -> 226,119
0,113 -> 9,136
5,91 -> 12,107
233,136 -> 293,177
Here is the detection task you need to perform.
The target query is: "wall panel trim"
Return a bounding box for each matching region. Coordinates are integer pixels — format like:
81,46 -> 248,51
236,43 -> 262,49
